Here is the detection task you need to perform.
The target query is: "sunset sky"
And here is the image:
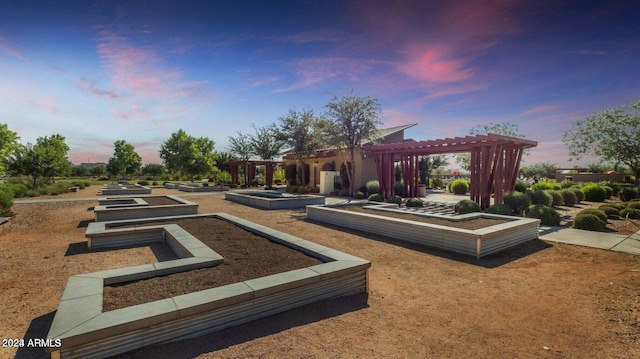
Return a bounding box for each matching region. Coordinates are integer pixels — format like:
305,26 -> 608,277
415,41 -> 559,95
1,0 -> 639,170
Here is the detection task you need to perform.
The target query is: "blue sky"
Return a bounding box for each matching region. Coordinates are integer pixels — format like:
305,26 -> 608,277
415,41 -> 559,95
1,0 -> 639,169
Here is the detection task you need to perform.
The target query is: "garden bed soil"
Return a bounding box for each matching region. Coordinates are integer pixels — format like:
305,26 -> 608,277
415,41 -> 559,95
139,196 -> 181,206
1,188 -> 639,358
339,204 -> 508,229
103,218 -> 322,311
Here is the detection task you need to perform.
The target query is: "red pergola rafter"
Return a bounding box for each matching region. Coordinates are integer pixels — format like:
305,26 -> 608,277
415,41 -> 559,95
362,133 -> 537,209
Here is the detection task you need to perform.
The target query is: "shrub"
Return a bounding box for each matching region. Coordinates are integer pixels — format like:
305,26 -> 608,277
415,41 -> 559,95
531,182 -> 555,191
597,205 -> 620,219
571,188 -> 585,202
406,198 -> 424,207
339,189 -> 350,197
514,180 -> 527,192
573,214 -> 606,231
547,190 -> 564,207
431,177 -> 444,189
3,184 -> 28,198
365,180 -> 380,196
394,181 -> 405,197
560,180 -> 575,189
503,191 -> 531,215
528,189 -> 553,206
620,187 -> 639,201
560,189 -> 578,206
626,201 -> 640,210
449,179 -> 469,195
601,185 -> 614,199
484,204 -> 512,215
386,195 -> 402,205
581,183 -> 608,202
329,190 -> 340,196
354,191 -> 366,199
455,200 -> 480,214
138,180 -> 149,186
620,208 -> 640,219
274,178 -> 282,185
600,181 -> 621,196
310,186 -> 320,194
286,185 -> 299,193
0,188 -> 14,216
576,209 -> 607,223
297,186 -> 310,194
526,205 -> 560,226
368,193 -> 384,202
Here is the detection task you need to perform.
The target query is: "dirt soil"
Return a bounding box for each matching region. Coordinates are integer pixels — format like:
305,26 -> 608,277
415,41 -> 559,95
104,218 -> 322,311
141,196 -> 182,206
1,187 -> 639,359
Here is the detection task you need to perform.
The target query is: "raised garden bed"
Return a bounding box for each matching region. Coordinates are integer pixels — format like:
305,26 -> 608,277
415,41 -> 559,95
93,195 -> 198,222
225,190 -> 325,209
307,203 -> 540,258
47,213 -> 370,359
179,183 -> 230,192
100,183 -> 152,195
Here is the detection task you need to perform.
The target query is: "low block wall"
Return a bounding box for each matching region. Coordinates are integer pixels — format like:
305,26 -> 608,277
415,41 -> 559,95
225,191 -> 325,209
94,196 -> 198,222
48,213 -> 370,359
307,204 -> 539,258
101,184 -> 152,195
178,184 -> 230,192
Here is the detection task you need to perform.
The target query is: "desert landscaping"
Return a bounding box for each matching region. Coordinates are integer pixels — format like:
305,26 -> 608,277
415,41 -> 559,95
1,186 -> 639,358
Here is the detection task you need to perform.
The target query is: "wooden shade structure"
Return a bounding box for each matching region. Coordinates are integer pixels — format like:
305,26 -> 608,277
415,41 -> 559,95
361,133 -> 537,209
225,160 -> 279,187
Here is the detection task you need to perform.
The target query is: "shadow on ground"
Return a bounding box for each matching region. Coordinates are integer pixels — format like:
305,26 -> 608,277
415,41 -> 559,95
306,219 -> 552,268
64,241 -> 178,261
15,311 -> 56,359
77,219 -> 93,228
111,293 -> 369,358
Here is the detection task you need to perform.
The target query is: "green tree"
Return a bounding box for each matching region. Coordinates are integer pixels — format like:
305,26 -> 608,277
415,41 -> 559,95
141,163 -> 164,178
519,162 -> 557,179
276,109 -> 326,186
455,122 -> 526,171
159,129 -> 217,181
324,93 -> 383,195
227,131 -> 252,185
90,165 -> 107,178
107,140 -> 141,180
73,165 -> 90,177
215,151 -> 239,173
419,155 -> 448,187
563,101 -> 640,185
5,134 -> 71,188
249,124 -> 284,161
0,123 -> 19,174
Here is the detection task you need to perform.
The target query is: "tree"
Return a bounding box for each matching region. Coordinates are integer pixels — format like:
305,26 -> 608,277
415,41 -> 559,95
276,109 -> 326,186
419,155 -> 448,187
455,122 -> 527,171
107,140 -> 141,180
159,129 -> 217,181
5,134 -> 71,188
0,123 -> 19,174
519,162 -> 557,179
216,151 -> 239,173
227,131 -> 252,185
90,165 -> 107,178
73,165 -> 90,177
141,163 -> 164,178
563,101 -> 640,185
249,124 -> 283,161
324,93 -> 383,195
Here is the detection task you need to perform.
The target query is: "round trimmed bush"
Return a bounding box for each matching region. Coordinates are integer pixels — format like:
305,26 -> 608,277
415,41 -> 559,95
620,187 -> 639,202
368,193 -> 384,202
310,186 -> 320,193
560,180 -> 575,189
297,186 -> 311,194
3,184 -> 28,198
394,182 -> 405,197
560,189 -> 578,206
531,182 -> 560,191
0,188 -> 14,216
365,180 -> 380,196
354,191 -> 366,199
406,198 -> 424,207
581,183 -> 608,202
601,185 -> 613,199
485,204 -> 512,215
449,179 -> 469,195
548,190 -> 564,207
573,214 -> 606,231
455,200 -> 480,214
503,191 -> 530,215
600,181 -> 621,196
571,188 -> 585,202
286,185 -> 299,193
138,180 -> 149,186
528,189 -> 553,206
620,208 -> 640,219
387,195 -> 402,205
598,205 -> 620,219
514,180 -> 527,193
626,201 -> 640,210
526,205 -> 560,226
576,209 -> 607,223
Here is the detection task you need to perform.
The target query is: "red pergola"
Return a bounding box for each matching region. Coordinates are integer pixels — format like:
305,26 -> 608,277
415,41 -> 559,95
226,160 -> 279,187
361,133 -> 537,209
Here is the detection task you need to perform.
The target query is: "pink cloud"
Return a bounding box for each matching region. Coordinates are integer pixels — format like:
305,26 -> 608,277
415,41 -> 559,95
274,57 -> 372,93
115,104 -> 151,122
0,36 -> 27,61
78,77 -> 120,100
398,46 -> 474,83
519,104 -> 564,117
